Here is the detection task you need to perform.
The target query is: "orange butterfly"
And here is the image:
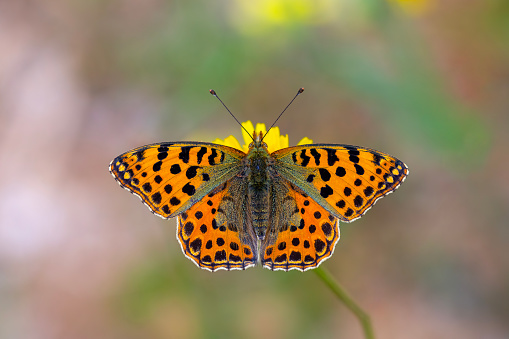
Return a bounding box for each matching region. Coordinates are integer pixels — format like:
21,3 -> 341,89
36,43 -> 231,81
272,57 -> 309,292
110,90 -> 408,271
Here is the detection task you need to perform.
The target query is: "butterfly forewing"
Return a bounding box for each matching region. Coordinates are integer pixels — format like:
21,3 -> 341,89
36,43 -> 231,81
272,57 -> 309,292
272,144 -> 409,222
110,142 -> 245,218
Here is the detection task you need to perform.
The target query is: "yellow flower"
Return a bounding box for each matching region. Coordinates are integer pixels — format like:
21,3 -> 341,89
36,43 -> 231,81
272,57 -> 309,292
390,0 -> 432,15
231,0 -> 340,36
213,121 -> 313,153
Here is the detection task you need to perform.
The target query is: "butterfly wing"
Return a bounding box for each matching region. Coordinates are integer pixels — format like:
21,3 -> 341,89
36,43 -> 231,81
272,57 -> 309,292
272,144 -> 409,222
262,182 -> 340,271
110,142 -> 245,218
177,180 -> 257,271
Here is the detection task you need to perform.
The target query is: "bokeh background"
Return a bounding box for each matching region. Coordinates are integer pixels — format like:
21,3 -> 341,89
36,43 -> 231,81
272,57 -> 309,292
1,0 -> 508,338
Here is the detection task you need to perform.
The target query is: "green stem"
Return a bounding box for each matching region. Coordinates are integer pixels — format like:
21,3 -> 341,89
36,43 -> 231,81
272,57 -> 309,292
314,267 -> 375,339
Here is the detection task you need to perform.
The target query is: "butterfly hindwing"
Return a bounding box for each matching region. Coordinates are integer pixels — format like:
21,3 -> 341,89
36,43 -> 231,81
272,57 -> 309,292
272,144 -> 409,222
110,142 -> 245,218
177,181 -> 256,271
262,183 -> 340,271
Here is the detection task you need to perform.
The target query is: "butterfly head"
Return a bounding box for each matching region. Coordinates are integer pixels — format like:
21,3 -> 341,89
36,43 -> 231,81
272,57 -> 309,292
248,131 -> 269,153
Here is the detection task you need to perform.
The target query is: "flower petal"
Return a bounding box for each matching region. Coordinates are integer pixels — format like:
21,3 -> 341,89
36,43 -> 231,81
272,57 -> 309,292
216,121 -> 312,153
279,133 -> 289,148
255,123 -> 267,137
264,126 -> 280,153
241,121 -> 255,146
297,136 -> 313,145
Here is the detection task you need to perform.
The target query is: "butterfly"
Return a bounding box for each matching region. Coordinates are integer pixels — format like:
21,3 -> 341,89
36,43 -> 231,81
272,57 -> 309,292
110,92 -> 408,272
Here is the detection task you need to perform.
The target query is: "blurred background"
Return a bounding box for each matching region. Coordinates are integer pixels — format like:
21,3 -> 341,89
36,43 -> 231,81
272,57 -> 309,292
1,0 -> 508,338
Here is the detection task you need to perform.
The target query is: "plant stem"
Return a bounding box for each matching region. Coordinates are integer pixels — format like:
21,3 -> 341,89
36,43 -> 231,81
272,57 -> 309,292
314,267 -> 375,339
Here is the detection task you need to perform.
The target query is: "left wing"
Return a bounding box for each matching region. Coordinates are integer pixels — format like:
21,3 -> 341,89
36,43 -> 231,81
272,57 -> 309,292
110,142 -> 246,219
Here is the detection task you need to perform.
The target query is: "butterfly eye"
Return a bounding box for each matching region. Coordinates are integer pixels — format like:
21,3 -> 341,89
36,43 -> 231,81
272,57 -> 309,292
262,142 -> 268,148
249,141 -> 254,148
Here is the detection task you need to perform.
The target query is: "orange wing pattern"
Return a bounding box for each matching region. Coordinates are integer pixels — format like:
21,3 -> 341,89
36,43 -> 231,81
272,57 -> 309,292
262,185 -> 340,271
273,144 -> 409,222
110,142 -> 245,218
177,182 -> 256,271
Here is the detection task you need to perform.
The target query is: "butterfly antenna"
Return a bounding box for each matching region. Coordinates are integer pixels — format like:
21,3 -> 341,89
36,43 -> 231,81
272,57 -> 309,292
210,89 -> 254,141
263,87 -> 304,142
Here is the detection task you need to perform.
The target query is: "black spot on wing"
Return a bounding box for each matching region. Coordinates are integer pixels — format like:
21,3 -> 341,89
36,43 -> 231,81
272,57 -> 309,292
186,166 -> 199,179
214,250 -> 226,261
134,149 -> 145,161
153,161 -> 162,172
354,164 -> 364,175
170,164 -> 181,174
189,239 -> 202,254
314,239 -> 326,253
349,155 -> 360,163
289,251 -> 301,262
310,149 -> 321,165
300,149 -> 311,167
179,146 -> 192,164
343,187 -> 352,196
274,254 -> 287,263
336,166 -> 346,177
372,152 -> 383,165
320,185 -> 333,198
196,147 -> 207,165
182,183 -> 196,196
345,146 -> 359,155
229,254 -> 241,263
322,222 -> 332,237
183,222 -> 194,237
208,149 -> 218,165
325,148 -> 339,166
354,195 -> 363,207
336,200 -> 345,208
364,186 -> 374,197
142,182 -> 152,193
319,168 -> 331,181
158,152 -> 168,160
151,192 -> 162,204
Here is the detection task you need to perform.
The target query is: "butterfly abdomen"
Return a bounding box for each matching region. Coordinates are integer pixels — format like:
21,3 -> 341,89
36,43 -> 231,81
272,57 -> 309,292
247,148 -> 272,239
